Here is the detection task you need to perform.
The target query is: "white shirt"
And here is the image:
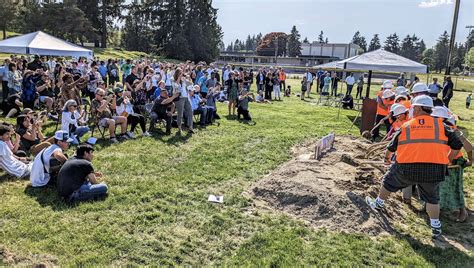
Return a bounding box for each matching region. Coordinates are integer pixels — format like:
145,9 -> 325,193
0,141 -> 31,178
305,72 -> 313,82
345,76 -> 355,85
61,111 -> 81,132
30,144 -> 62,187
223,69 -> 231,81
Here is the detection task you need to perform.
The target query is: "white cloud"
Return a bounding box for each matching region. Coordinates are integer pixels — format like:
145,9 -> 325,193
418,0 -> 453,8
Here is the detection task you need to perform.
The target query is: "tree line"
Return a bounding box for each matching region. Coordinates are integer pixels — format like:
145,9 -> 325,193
0,0 -> 222,63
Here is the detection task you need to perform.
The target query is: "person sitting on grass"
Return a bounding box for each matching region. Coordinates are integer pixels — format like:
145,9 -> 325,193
30,130 -> 72,187
16,113 -> 54,156
91,88 -> 130,143
256,90 -> 271,104
237,89 -> 254,121
150,88 -> 179,135
3,93 -> 23,118
61,100 -> 90,145
57,143 -> 108,202
0,124 -> 31,179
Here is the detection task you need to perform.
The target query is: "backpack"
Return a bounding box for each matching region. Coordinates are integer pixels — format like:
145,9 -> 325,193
21,77 -> 37,103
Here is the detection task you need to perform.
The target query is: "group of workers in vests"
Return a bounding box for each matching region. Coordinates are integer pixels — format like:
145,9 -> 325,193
366,80 -> 472,238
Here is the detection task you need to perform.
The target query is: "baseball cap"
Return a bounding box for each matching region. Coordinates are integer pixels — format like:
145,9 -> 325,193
54,130 -> 74,143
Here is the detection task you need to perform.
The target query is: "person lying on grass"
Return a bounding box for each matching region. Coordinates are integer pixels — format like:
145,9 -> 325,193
57,143 -> 108,202
0,124 -> 31,179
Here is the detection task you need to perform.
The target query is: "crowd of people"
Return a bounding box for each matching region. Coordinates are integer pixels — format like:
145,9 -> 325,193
365,78 -> 472,238
0,55 -> 272,202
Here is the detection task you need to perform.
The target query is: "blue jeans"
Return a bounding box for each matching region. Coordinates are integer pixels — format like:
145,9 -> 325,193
72,126 -> 90,145
70,182 -> 108,202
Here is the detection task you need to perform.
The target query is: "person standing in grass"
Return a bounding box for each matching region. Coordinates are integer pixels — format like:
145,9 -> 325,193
356,74 -> 365,99
322,72 -> 331,94
301,76 -> 308,100
57,144 -> 108,202
466,93 -> 472,109
442,76 -> 454,108
304,69 -> 313,97
226,72 -> 240,116
344,72 -> 355,96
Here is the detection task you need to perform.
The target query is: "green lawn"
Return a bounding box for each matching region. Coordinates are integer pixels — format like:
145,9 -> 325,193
0,78 -> 473,266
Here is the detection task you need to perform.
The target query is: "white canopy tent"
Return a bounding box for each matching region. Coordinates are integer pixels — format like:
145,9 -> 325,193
0,31 -> 93,59
314,49 -> 428,74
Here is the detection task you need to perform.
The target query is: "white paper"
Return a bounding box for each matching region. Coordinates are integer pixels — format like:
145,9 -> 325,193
208,195 -> 224,203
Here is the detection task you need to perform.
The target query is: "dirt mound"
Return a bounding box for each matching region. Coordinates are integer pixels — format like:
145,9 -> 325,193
250,135 -> 405,235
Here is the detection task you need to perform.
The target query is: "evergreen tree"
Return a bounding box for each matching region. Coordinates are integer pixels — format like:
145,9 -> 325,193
415,38 -> 426,62
466,30 -> 474,50
226,42 -> 233,52
422,48 -> 435,71
303,37 -> 309,43
452,43 -> 466,70
384,33 -> 400,54
400,34 -> 416,60
245,35 -> 253,51
325,37 -> 328,44
351,31 -> 367,52
368,34 -> 381,51
0,0 -> 16,40
318,31 -> 324,43
287,25 -> 302,57
122,3 -> 153,52
433,31 -> 450,72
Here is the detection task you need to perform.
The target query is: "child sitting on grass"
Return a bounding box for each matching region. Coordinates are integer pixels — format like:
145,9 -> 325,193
285,85 -> 291,97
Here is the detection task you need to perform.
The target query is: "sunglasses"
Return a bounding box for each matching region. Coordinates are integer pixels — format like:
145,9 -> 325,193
97,94 -> 105,97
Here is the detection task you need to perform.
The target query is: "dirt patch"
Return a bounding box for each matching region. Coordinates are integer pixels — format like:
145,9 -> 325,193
249,135 -> 407,235
0,246 -> 58,266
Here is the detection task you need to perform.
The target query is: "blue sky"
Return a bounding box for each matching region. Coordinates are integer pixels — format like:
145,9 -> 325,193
213,0 -> 474,48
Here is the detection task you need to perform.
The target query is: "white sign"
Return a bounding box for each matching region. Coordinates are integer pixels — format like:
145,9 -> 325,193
315,132 -> 335,160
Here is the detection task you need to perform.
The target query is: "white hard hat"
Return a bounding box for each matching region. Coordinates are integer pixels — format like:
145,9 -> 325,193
411,95 -> 433,108
382,80 -> 393,89
447,115 -> 456,125
431,106 -> 451,119
411,83 -> 428,94
390,103 -> 408,116
394,86 -> 408,96
382,89 -> 395,99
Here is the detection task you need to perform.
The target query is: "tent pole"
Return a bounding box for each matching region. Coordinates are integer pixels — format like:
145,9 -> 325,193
366,70 -> 372,98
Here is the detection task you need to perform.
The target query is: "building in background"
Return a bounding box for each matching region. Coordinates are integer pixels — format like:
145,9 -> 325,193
218,42 -> 360,68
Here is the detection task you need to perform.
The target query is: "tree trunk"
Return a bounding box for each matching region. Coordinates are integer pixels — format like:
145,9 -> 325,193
101,0 -> 107,48
2,27 -> 6,40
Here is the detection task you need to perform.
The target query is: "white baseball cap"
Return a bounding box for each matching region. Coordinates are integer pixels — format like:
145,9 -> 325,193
411,83 -> 429,94
411,95 -> 434,108
431,106 -> 451,119
390,103 -> 408,116
382,89 -> 395,99
54,130 -> 74,143
382,80 -> 393,89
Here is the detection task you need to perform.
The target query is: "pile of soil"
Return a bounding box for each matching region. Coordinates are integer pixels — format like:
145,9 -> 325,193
249,135 -> 406,235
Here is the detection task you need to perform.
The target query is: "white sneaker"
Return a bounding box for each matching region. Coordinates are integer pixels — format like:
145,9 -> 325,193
143,131 -> 151,137
126,131 -> 136,139
365,196 -> 384,210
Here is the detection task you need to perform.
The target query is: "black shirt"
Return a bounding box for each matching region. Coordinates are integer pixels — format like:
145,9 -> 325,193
57,157 -> 94,198
152,97 -> 172,115
125,73 -> 139,87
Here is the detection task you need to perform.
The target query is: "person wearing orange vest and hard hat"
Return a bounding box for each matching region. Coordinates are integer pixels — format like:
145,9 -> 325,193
408,82 -> 429,118
370,103 -> 408,142
373,87 -> 395,140
278,68 -> 287,96
431,106 -> 473,222
366,95 -> 463,238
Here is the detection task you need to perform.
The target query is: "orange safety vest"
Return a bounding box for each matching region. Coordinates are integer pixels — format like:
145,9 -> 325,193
449,125 -> 464,159
279,72 -> 286,81
376,91 -> 393,116
397,115 -> 450,164
391,118 -> 407,132
398,99 -> 411,110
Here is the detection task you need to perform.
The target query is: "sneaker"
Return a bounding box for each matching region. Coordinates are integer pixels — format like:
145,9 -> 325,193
143,131 -> 151,137
119,134 -> 129,141
48,113 -> 59,121
110,137 -> 119,144
126,131 -> 136,139
365,196 -> 384,210
188,129 -> 195,134
431,225 -> 442,238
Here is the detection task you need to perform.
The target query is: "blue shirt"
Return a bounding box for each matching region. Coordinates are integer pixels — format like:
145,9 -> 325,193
189,95 -> 202,111
98,65 -> 107,78
0,65 -> 8,81
197,76 -> 208,93
195,71 -> 204,84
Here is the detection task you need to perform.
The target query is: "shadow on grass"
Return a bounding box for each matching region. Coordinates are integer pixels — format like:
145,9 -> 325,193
23,184 -> 77,211
346,115 -> 362,130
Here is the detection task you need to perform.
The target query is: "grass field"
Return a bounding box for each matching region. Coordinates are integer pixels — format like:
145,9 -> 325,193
0,78 -> 473,266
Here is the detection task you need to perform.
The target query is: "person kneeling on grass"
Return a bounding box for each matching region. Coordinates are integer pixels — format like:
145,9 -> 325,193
237,89 -> 254,121
57,143 -> 108,202
0,125 -> 32,179
91,89 -> 130,143
30,130 -> 72,187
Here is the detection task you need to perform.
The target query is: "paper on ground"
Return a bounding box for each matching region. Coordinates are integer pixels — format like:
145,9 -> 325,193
208,195 -> 224,203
